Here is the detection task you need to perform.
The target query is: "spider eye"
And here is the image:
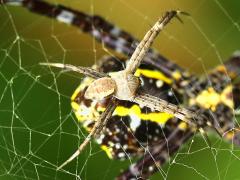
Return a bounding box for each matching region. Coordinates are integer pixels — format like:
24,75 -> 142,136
84,77 -> 116,100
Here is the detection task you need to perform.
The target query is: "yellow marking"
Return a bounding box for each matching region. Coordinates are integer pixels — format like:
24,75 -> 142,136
71,101 -> 80,112
101,145 -> 113,159
221,86 -> 234,109
134,69 -> 172,84
172,71 -> 182,80
71,101 -> 86,121
73,102 -> 173,125
178,122 -> 187,130
225,131 -> 234,140
216,65 -> 227,73
71,85 -> 82,101
114,105 -> 173,124
189,85 -> 233,111
97,106 -> 106,112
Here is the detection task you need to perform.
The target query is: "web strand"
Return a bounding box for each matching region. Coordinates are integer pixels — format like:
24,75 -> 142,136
1,0 -> 240,180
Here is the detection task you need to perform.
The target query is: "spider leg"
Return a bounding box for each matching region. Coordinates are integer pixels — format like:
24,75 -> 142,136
1,0 -> 189,81
181,52 -> 240,144
57,97 -> 118,170
39,62 -> 107,79
125,11 -> 184,74
133,91 -> 208,127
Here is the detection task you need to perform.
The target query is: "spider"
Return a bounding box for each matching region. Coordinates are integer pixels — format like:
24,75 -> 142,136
1,0 -> 240,179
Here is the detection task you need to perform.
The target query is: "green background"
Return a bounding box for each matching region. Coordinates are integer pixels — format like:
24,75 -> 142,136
0,0 -> 240,179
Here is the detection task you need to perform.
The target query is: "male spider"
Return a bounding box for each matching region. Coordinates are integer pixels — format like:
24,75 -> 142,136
2,1 -> 240,179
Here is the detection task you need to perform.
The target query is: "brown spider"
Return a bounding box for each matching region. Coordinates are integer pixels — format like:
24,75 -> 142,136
40,10 -> 216,170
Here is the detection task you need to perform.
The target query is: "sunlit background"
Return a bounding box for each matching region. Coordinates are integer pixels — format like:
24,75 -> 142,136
0,0 -> 240,179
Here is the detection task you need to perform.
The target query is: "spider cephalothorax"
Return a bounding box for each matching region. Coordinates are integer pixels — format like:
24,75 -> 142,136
85,70 -> 140,101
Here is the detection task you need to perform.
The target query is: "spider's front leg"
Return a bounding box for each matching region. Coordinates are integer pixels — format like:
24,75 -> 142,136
39,63 -> 106,79
125,11 -> 183,75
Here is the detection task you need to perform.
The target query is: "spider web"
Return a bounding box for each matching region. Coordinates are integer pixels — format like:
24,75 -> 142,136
0,0 -> 240,179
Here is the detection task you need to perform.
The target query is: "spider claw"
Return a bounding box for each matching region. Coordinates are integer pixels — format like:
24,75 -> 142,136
174,10 -> 190,23
175,15 -> 184,23
178,11 -> 190,16
57,149 -> 80,170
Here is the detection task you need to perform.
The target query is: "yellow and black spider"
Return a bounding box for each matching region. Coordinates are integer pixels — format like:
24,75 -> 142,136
1,0 -> 240,179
